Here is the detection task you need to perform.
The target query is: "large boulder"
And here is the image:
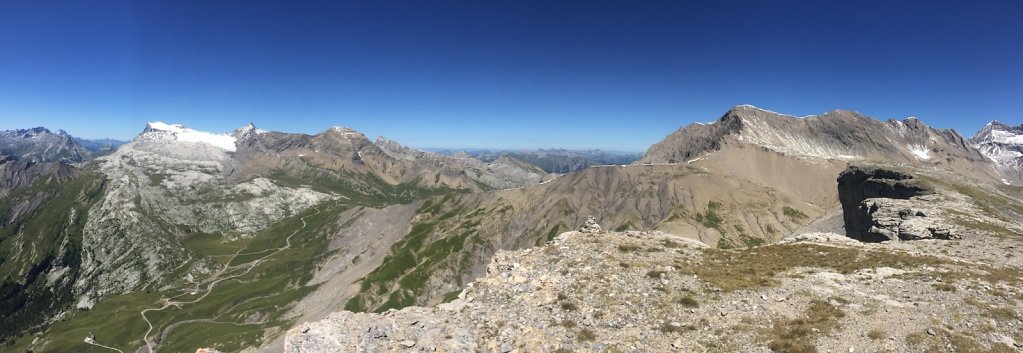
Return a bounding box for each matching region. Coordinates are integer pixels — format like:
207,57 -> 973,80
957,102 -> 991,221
837,165 -> 957,242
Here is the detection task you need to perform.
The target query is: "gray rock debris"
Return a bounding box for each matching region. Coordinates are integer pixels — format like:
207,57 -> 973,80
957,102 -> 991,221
579,215 -> 603,234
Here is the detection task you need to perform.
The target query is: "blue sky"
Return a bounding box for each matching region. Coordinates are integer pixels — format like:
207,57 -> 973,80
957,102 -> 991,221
1,1 -> 1020,151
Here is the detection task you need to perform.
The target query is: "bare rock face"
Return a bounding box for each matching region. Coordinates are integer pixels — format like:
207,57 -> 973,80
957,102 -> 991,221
837,165 -> 958,241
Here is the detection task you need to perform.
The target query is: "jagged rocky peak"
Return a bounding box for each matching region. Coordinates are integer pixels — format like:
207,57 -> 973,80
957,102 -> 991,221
972,120 -> 1023,143
970,120 -> 1023,166
139,121 -> 238,151
9,126 -> 69,137
233,122 -> 267,137
322,125 -> 369,141
0,126 -> 90,162
374,135 -> 428,161
374,135 -> 410,153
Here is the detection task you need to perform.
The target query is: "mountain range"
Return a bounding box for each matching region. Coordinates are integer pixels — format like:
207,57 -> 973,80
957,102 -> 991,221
1,106 -> 1022,353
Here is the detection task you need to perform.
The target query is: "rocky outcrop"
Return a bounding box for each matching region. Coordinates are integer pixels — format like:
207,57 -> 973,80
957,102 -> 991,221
285,229 -> 710,353
837,165 -> 958,241
285,224 -> 1023,353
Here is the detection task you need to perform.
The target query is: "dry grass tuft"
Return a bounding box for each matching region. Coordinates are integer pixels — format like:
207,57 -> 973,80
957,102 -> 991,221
762,299 -> 845,353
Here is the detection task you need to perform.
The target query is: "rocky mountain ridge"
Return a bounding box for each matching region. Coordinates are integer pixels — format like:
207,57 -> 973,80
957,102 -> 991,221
436,148 -> 643,173
640,105 -> 1000,183
0,127 -> 92,163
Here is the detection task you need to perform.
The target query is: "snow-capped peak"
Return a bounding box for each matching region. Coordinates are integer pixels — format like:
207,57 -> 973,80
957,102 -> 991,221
234,122 -> 268,137
970,120 -> 1023,166
144,121 -> 238,151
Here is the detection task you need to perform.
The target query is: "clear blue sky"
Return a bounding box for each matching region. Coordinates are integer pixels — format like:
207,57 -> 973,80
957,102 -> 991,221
1,1 -> 1020,151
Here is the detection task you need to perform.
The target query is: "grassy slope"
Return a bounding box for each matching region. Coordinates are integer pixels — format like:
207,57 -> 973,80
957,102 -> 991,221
0,172 -> 105,344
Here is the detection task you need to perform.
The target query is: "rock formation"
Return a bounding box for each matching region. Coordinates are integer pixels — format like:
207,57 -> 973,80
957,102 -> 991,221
837,165 -> 958,242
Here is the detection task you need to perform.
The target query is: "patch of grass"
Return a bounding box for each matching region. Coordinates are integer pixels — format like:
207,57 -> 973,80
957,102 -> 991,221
734,225 -> 765,248
614,221 -> 633,232
763,299 -> 845,353
693,243 -> 952,292
905,332 -> 926,345
716,236 -> 737,249
783,206 -> 808,220
561,302 -> 579,311
617,244 -> 642,253
867,328 -> 887,340
679,296 -> 699,308
661,239 -> 685,248
646,270 -> 666,279
984,307 -> 1018,321
577,328 -> 596,342
441,290 -> 461,303
560,320 -> 577,328
694,201 -> 724,230
932,282 -> 956,292
659,322 -> 696,334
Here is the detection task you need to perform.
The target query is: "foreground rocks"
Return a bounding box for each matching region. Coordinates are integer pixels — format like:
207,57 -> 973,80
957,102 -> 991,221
285,227 -> 1023,353
837,165 -> 959,242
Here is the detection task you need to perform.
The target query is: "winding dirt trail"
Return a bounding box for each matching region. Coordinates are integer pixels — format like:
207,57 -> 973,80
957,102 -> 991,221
137,207 -> 321,353
85,340 -> 124,353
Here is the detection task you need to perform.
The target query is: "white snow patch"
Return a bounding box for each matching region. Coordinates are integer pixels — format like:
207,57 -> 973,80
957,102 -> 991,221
990,130 -> 1023,145
1002,179 -> 1012,185
908,144 -> 930,160
147,122 -> 237,151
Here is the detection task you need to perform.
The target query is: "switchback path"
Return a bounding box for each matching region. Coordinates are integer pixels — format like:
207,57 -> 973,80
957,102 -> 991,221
135,207 -> 321,353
